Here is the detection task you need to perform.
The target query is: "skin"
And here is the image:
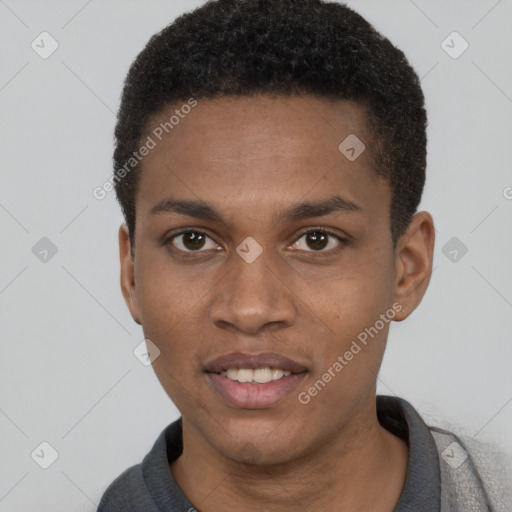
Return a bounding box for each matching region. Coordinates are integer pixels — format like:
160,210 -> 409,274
119,94 -> 435,511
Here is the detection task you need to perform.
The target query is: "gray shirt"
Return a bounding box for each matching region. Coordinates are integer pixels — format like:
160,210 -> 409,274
98,395 -> 498,511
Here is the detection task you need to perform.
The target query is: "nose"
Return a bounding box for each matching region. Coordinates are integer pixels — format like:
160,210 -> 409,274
209,249 -> 297,335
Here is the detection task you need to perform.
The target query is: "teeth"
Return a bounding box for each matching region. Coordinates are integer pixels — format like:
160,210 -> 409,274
226,368 -> 239,380
271,368 -> 284,380
237,369 -> 253,383
254,368 -> 272,383
220,367 -> 292,383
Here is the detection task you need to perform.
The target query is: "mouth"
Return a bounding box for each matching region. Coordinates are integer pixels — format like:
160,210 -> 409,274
204,352 -> 308,409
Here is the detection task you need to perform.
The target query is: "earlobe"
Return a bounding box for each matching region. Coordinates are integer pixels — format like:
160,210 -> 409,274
119,224 -> 142,325
392,211 -> 435,322
129,289 -> 142,325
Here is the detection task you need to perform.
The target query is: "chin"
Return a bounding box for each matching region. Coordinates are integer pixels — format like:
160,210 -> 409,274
211,423 -> 307,467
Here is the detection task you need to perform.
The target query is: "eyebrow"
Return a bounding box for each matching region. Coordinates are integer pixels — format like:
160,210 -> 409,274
148,195 -> 362,224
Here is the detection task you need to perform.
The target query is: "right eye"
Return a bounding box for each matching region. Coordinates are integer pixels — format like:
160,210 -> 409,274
167,230 -> 220,253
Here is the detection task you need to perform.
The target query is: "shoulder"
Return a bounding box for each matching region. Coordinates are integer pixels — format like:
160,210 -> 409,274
429,426 -> 512,512
97,463 -> 158,512
96,420 -> 183,511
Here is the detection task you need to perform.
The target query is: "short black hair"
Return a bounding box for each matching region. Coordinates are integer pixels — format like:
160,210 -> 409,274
113,0 -> 427,250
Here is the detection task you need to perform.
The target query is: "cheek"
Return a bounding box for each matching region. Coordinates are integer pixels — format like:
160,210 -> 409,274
134,266 -> 209,385
303,252 -> 394,384
136,250 -> 208,330
301,283 -> 392,413
141,288 -> 206,412
311,259 -> 393,335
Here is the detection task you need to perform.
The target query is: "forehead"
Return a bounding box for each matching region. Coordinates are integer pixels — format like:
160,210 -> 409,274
137,95 -> 388,223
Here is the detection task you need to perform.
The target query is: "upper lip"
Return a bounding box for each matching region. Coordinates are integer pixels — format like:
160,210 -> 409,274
204,352 -> 308,374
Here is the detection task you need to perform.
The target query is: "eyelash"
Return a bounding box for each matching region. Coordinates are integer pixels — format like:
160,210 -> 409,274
165,227 -> 347,258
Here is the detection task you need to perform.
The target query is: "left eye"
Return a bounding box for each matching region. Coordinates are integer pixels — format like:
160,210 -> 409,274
291,229 -> 345,252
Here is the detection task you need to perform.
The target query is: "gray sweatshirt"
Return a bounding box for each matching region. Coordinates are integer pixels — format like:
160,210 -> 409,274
97,396 -> 512,511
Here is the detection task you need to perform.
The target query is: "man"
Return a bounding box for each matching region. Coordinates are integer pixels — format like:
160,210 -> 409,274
98,0 -> 511,510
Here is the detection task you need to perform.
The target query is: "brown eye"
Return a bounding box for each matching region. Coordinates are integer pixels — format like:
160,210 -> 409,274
292,229 -> 346,253
170,231 -> 218,252
182,232 -> 205,250
305,231 -> 329,250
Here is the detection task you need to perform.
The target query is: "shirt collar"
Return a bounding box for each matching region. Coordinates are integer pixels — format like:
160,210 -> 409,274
142,395 -> 441,511
377,395 -> 441,511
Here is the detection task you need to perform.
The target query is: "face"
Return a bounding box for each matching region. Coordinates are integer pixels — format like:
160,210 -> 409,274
120,94 -> 434,465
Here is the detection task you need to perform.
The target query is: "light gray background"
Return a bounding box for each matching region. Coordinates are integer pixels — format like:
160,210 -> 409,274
1,0 -> 511,510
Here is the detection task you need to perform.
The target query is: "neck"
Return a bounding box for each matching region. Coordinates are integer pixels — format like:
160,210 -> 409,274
170,396 -> 408,512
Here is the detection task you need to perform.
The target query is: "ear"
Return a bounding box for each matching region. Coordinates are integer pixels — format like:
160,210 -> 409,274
119,224 -> 142,325
392,211 -> 435,321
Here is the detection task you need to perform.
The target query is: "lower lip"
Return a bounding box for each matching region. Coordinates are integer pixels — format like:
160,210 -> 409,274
207,372 -> 307,409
